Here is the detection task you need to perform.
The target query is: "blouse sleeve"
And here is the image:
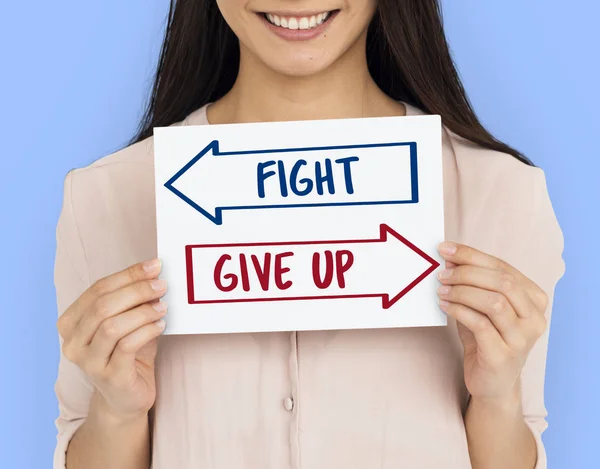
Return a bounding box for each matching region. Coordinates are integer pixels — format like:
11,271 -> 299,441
518,168 -> 566,469
53,169 -> 94,469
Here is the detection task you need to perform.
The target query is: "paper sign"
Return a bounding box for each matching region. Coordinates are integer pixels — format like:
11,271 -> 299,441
154,115 -> 446,335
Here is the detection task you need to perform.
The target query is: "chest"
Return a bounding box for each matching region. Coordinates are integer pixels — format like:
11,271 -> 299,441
91,162 -> 477,468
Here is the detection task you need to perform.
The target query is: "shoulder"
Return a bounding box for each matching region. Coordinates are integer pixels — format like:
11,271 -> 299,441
67,104 -> 209,189
64,109 -> 203,211
70,124 -> 155,180
65,135 -> 157,223
57,114 -> 201,280
401,92 -> 565,285
59,136 -> 159,280
446,127 -> 546,203
403,101 -> 546,204
445,125 -> 552,218
443,127 -> 565,285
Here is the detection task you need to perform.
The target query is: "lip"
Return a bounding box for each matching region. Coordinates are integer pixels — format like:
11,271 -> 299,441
257,10 -> 339,42
261,10 -> 333,16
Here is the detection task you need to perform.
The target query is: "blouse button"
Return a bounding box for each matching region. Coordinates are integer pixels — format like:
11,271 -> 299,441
283,397 -> 294,411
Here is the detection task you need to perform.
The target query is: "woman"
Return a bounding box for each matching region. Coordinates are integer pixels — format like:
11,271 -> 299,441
53,1 -> 565,468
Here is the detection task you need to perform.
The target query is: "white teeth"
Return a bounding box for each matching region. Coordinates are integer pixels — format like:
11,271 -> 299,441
265,11 -> 332,30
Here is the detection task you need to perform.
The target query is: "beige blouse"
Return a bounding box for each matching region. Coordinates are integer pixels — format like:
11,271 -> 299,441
53,102 -> 565,469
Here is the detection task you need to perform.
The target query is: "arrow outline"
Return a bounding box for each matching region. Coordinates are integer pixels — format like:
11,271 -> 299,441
164,140 -> 419,225
185,224 -> 439,309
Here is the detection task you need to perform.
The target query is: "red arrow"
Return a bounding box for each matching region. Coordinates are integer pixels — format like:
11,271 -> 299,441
185,224 -> 440,309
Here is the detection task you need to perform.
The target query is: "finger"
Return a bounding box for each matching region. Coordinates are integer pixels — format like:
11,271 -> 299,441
89,259 -> 163,297
438,242 -> 536,287
439,300 -> 509,356
438,265 -> 538,319
60,259 -> 163,338
86,301 -> 168,370
71,278 -> 168,348
57,306 -> 82,343
439,242 -> 548,312
107,319 -> 166,373
438,284 -> 523,347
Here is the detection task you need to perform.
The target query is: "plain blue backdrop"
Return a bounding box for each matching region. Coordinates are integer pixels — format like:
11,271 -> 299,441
1,1 -> 598,468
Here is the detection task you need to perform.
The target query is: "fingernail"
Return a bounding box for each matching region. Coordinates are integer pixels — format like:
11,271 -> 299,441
438,242 -> 457,255
143,258 -> 162,273
437,269 -> 453,280
152,301 -> 167,313
437,285 -> 451,296
155,319 -> 166,330
150,279 -> 167,291
439,299 -> 449,310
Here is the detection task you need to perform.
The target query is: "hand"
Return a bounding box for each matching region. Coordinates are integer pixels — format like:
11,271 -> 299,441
57,259 -> 168,421
436,242 -> 548,402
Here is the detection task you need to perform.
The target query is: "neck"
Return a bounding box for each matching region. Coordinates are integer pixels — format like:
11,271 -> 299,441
207,35 -> 405,124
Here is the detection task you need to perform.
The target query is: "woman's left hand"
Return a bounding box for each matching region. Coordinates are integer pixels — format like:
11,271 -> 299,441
436,242 -> 549,402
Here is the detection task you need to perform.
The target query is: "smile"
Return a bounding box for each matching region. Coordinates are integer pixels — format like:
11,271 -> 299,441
258,9 -> 339,41
263,11 -> 333,30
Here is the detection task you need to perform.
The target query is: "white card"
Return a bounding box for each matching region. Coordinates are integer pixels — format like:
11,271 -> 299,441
153,115 -> 446,335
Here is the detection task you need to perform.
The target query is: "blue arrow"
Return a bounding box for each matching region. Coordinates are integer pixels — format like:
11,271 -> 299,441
164,140 -> 419,225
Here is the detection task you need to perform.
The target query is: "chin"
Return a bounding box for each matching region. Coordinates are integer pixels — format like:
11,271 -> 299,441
225,3 -> 375,79
258,50 -> 338,77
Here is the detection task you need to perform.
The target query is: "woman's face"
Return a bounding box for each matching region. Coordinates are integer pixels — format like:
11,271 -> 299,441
217,0 -> 377,77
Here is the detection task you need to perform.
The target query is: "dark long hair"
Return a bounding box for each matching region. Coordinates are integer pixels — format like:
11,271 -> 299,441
131,0 -> 532,165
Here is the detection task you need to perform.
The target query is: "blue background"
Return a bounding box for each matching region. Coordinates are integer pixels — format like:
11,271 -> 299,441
1,1 -> 598,467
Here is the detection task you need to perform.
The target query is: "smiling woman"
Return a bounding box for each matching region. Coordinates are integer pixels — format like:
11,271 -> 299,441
52,1 -> 564,469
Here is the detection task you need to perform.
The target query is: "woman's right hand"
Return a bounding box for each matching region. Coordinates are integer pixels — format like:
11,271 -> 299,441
57,258 -> 167,421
